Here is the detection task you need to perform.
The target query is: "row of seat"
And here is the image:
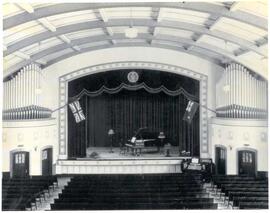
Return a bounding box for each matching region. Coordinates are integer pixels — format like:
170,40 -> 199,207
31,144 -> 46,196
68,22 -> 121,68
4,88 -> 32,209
212,175 -> 268,209
2,176 -> 57,211
51,174 -> 217,210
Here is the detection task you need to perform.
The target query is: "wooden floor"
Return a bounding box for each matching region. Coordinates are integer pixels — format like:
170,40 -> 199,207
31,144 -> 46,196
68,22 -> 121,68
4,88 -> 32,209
85,146 -> 183,160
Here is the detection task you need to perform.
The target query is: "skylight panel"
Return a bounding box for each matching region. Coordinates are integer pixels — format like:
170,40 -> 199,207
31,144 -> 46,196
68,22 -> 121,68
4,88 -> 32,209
65,29 -> 106,40
198,35 -> 241,53
211,17 -> 267,42
161,8 -> 210,25
3,3 -> 22,18
47,11 -> 98,28
4,21 -> 47,46
104,7 -> 153,19
154,27 -> 193,38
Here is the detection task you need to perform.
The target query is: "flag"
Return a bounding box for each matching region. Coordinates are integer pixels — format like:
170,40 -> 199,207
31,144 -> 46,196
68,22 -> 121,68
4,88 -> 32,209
69,100 -> 85,123
183,100 -> 199,124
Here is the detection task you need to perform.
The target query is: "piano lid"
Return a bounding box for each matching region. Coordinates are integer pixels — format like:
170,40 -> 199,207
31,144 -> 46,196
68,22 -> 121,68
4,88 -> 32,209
134,127 -> 158,139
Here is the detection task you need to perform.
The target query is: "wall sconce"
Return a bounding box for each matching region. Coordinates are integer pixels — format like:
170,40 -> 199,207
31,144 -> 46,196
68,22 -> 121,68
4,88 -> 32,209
228,145 -> 233,150
34,146 -> 38,151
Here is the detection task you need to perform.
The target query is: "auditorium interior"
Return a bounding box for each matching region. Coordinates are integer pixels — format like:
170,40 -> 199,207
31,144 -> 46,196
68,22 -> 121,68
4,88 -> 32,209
1,1 -> 269,211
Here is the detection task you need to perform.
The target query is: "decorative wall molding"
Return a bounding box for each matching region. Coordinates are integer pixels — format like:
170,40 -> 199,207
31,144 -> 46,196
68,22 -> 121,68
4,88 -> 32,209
260,132 -> 267,142
2,118 -> 56,128
227,131 -> 234,140
243,132 -> 250,141
58,61 -> 208,159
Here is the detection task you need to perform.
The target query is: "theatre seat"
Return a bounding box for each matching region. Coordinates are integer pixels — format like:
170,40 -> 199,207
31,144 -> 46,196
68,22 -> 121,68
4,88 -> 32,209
2,176 -> 57,211
212,175 -> 268,209
51,174 -> 217,210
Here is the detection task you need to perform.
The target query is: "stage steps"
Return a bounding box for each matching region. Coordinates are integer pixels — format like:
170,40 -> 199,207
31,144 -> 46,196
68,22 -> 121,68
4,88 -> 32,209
51,174 -> 217,210
34,177 -> 71,211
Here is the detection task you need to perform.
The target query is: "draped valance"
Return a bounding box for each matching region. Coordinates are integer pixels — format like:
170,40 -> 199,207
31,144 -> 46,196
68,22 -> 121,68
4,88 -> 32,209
70,82 -> 198,101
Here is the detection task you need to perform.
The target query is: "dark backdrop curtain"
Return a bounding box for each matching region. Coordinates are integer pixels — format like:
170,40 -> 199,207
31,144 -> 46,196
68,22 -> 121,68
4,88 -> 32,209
68,89 -> 200,158
68,69 -> 200,158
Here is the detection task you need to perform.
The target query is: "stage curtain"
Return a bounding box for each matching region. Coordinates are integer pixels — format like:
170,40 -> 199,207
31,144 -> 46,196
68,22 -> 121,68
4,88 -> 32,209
81,89 -> 200,156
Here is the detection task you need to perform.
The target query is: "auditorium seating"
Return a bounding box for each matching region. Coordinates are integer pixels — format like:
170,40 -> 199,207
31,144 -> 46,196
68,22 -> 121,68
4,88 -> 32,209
2,176 -> 57,211
51,174 -> 217,210
212,175 -> 268,209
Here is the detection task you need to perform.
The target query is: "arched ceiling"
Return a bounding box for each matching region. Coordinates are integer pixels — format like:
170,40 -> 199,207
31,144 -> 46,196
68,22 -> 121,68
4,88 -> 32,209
3,1 -> 268,79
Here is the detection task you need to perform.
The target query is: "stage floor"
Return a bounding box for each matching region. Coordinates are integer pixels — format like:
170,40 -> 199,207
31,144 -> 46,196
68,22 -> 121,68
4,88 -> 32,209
56,147 -> 189,174
85,146 -> 182,160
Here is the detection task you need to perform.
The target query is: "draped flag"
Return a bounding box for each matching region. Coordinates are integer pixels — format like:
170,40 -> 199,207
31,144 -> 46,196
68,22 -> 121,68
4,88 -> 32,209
69,100 -> 85,123
183,100 -> 199,124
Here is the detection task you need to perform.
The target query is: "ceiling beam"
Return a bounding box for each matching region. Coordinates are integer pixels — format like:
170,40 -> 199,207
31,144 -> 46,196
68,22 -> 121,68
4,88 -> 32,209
38,18 -> 56,32
151,7 -> 161,44
95,9 -> 114,44
4,42 -> 223,78
16,3 -> 34,14
11,33 -> 234,61
6,33 -> 267,79
13,51 -> 30,60
234,37 -> 268,57
229,2 -> 241,12
4,19 -> 266,57
48,42 -> 222,67
1,33 -> 255,77
12,51 -> 47,65
98,9 -> 109,22
4,2 -> 267,30
59,35 -> 71,43
187,13 -> 221,51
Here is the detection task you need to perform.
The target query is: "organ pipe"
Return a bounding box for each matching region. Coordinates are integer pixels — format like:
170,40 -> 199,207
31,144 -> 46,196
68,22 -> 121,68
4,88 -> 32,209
2,63 -> 52,120
216,63 -> 267,119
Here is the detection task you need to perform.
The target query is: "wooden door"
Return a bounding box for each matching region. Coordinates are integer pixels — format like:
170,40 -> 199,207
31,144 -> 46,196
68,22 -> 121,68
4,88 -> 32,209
215,147 -> 226,175
238,150 -> 256,176
42,148 -> 53,176
12,152 -> 29,178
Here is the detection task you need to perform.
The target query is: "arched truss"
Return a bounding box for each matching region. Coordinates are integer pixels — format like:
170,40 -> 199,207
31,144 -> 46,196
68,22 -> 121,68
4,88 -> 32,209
3,2 -> 268,78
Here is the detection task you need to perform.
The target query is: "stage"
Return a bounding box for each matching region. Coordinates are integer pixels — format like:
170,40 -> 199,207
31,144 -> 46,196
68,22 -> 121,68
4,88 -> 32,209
55,147 -> 192,175
85,146 -> 182,160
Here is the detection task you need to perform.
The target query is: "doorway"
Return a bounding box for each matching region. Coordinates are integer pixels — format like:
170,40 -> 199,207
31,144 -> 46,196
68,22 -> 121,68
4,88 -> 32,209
42,148 -> 53,176
12,151 -> 29,178
238,150 -> 256,176
215,146 -> 226,175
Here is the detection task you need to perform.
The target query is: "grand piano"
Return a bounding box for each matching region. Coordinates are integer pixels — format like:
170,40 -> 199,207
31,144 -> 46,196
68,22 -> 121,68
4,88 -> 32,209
126,128 -> 161,155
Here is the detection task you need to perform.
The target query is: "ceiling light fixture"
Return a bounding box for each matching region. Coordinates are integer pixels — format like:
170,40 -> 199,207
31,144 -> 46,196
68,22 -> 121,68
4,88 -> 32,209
125,8 -> 138,39
125,27 -> 138,39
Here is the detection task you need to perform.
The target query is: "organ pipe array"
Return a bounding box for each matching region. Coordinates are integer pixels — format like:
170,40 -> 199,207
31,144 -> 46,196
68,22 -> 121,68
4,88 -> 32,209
216,63 -> 267,119
3,64 -> 52,120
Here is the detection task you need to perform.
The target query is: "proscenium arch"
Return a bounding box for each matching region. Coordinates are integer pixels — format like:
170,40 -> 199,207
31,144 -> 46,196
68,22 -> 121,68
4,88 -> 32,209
4,2 -> 267,30
4,19 -> 265,57
5,42 -> 267,80
4,43 -> 221,78
5,33 -> 232,76
57,61 -> 209,160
